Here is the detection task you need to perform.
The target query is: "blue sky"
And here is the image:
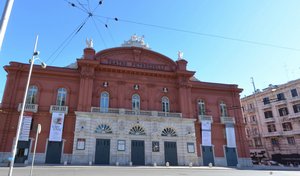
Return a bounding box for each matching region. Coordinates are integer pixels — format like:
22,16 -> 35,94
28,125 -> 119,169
0,0 -> 300,102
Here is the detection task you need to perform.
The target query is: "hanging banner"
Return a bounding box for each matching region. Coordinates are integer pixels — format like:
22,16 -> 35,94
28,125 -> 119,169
201,120 -> 211,131
49,112 -> 65,142
201,120 -> 212,146
202,130 -> 212,146
226,124 -> 236,148
19,116 -> 32,141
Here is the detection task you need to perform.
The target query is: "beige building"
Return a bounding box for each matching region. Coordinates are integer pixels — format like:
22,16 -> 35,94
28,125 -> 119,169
241,79 -> 300,165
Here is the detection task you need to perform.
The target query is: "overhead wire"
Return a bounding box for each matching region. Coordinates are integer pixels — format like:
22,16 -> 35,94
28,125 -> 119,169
94,15 -> 300,52
45,16 -> 90,64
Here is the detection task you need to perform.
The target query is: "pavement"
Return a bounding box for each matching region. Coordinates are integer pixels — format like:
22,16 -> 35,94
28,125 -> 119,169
0,164 -> 300,176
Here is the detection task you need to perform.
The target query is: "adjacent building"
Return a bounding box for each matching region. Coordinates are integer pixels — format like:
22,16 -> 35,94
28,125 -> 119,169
241,79 -> 300,165
0,36 -> 250,166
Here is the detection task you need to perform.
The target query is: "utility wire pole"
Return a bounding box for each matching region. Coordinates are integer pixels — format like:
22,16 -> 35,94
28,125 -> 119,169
0,0 -> 15,50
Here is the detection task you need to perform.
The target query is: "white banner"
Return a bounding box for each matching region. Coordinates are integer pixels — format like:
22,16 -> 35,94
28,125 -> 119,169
226,126 -> 236,148
201,120 -> 211,130
49,112 -> 65,142
19,116 -> 32,141
202,130 -> 212,146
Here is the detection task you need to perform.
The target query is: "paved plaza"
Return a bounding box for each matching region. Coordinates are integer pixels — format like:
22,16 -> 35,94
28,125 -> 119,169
0,166 -> 299,176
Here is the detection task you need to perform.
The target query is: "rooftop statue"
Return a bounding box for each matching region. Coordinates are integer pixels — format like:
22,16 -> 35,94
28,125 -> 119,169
178,51 -> 184,60
86,38 -> 94,48
122,34 -> 150,49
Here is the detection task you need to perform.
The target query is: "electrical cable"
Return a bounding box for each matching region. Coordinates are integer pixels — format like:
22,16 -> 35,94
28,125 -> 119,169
94,15 -> 300,52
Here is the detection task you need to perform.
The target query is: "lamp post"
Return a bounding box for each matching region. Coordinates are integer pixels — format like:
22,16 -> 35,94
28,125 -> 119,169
8,35 -> 46,176
29,124 -> 41,176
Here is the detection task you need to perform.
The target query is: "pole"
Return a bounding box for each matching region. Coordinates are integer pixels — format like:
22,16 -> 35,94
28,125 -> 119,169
0,0 -> 15,50
30,124 -> 41,176
8,35 -> 39,176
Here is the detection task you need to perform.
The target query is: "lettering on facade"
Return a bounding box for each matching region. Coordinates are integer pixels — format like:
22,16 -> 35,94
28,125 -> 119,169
105,59 -> 167,71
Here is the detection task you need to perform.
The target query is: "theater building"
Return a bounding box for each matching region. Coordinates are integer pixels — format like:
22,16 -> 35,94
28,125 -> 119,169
0,36 -> 250,166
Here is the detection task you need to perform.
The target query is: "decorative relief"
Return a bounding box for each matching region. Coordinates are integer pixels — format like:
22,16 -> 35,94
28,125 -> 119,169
118,121 -> 125,131
80,66 -> 94,78
79,120 -> 86,131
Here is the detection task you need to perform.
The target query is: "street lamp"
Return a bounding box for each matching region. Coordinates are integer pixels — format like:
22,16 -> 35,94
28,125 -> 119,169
8,35 -> 46,176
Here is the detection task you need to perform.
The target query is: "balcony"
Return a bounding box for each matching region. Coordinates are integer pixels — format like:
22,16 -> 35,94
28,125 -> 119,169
50,105 -> 68,114
220,116 -> 235,124
91,107 -> 182,118
264,117 -> 275,123
262,131 -> 281,137
18,103 -> 38,113
246,108 -> 256,113
288,113 -> 300,120
262,103 -> 272,109
290,96 -> 300,103
272,99 -> 287,107
198,115 -> 213,123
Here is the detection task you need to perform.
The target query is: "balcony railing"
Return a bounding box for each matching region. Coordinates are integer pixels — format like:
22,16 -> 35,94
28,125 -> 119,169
272,99 -> 287,107
220,116 -> 235,124
264,117 -> 275,123
262,131 -> 281,137
290,96 -> 300,103
18,103 -> 38,113
50,105 -> 68,114
198,115 -> 213,123
90,107 -> 182,118
288,113 -> 300,120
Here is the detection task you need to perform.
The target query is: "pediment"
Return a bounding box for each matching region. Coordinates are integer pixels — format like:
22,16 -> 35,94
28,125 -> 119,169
95,47 -> 177,72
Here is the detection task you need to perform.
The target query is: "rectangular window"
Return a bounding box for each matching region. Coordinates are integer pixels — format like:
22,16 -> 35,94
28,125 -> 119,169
282,122 -> 293,131
152,141 -> 159,152
264,110 -> 273,118
293,104 -> 300,113
117,140 -> 126,151
278,107 -> 289,116
271,138 -> 279,146
248,140 -> 253,147
76,138 -> 85,150
187,143 -> 195,153
277,93 -> 285,101
267,124 -> 276,132
291,89 -> 298,97
263,97 -> 270,105
287,137 -> 296,145
251,115 -> 256,122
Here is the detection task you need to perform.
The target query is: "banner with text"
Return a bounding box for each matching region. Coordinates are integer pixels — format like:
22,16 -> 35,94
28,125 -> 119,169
49,112 -> 65,142
225,124 -> 236,148
19,116 -> 32,141
201,120 -> 212,146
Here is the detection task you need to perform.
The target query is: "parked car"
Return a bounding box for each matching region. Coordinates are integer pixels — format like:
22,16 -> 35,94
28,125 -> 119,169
261,159 -> 279,166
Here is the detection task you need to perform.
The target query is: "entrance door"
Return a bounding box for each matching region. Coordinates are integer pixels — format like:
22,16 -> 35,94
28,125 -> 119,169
45,141 -> 62,164
95,139 -> 110,165
131,140 -> 145,165
15,140 -> 31,163
202,146 -> 215,166
225,146 -> 238,166
164,141 -> 178,166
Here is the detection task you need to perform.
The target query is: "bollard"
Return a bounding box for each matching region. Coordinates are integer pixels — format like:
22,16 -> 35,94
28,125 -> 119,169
189,162 -> 193,167
208,163 -> 213,168
153,162 -> 157,167
116,162 -> 119,166
129,161 -> 133,166
64,161 -> 67,165
166,162 -> 170,167
89,161 -> 92,166
236,163 -> 241,168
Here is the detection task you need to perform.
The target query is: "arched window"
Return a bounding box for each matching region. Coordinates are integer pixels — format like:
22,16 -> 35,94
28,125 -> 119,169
26,85 -> 38,104
161,127 -> 177,137
162,96 -> 169,112
132,94 -> 140,110
100,92 -> 109,112
129,125 -> 146,135
220,101 -> 228,117
95,124 -> 112,134
56,88 -> 67,106
198,99 -> 205,115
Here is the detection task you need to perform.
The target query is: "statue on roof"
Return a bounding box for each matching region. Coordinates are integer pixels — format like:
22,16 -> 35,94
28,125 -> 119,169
178,51 -> 184,60
86,38 -> 94,48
